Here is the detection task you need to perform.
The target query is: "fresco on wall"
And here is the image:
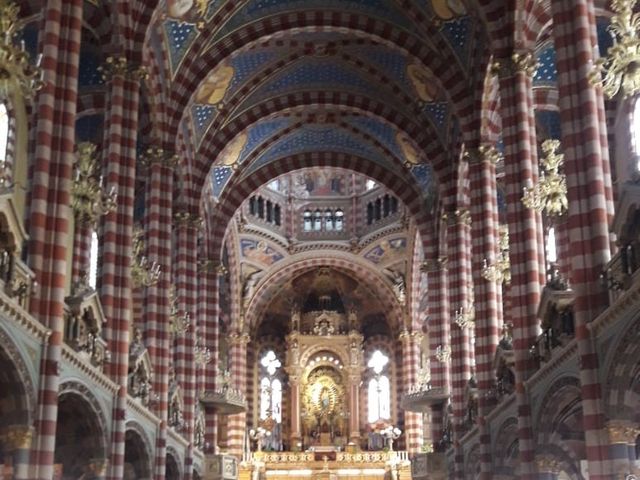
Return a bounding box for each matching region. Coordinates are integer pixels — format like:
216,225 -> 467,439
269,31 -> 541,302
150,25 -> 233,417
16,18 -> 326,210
297,171 -> 346,196
195,63 -> 235,106
430,0 -> 466,20
363,237 -> 407,264
396,132 -> 422,165
240,238 -> 284,266
407,63 -> 438,103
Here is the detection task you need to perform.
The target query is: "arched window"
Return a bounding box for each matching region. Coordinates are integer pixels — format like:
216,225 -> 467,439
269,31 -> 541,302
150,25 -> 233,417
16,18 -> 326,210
303,210 -> 312,231
367,203 -> 374,225
313,210 -> 322,231
257,197 -> 264,219
367,350 -> 391,423
0,103 -> 8,165
274,205 -> 281,226
89,230 -> 99,289
258,350 -> 283,449
335,209 -> 344,231
324,209 -> 334,231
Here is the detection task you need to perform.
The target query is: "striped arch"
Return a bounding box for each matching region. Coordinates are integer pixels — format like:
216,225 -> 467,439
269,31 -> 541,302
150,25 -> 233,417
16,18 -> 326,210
168,19 -> 471,139
0,326 -> 36,428
205,151 -> 437,270
191,97 -> 448,192
492,415 -> 519,477
534,375 -> 585,476
605,316 -> 640,424
244,252 -> 405,333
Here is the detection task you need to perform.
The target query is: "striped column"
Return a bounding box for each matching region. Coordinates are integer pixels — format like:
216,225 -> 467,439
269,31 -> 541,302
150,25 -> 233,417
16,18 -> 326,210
443,206 -> 473,480
494,52 -> 543,479
142,148 -> 177,480
227,332 -> 250,457
424,254 -> 451,448
606,420 -> 639,476
1,425 -> 33,480
199,257 -> 220,452
551,2 -> 614,477
98,57 -> 144,480
26,1 -> 82,478
400,330 -> 423,453
174,210 -> 201,479
467,145 -> 503,480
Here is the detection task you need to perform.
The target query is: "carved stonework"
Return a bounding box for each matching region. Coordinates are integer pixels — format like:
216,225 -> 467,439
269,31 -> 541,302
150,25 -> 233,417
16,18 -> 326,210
606,420 -> 640,444
535,455 -> 562,474
64,286 -> 109,368
0,424 -> 33,450
128,328 -> 153,406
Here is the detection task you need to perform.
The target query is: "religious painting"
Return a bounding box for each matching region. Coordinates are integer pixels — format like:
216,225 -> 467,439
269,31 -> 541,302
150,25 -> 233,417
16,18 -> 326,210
167,0 -> 198,21
431,0 -> 466,20
240,238 -> 284,266
195,63 -> 235,106
298,171 -> 346,196
218,131 -> 247,168
407,63 -> 439,103
396,131 -> 421,165
363,237 -> 407,264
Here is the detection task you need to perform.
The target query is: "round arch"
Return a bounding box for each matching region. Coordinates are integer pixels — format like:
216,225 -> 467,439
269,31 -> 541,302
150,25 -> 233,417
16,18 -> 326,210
244,252 -> 406,333
205,152 -> 437,269
0,327 -> 35,431
54,382 -> 109,479
492,416 -> 518,478
165,446 -> 181,480
124,422 -> 153,480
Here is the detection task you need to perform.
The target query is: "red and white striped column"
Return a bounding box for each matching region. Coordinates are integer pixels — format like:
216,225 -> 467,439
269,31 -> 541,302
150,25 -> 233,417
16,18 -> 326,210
443,204 -> 473,480
467,145 -> 503,480
174,209 -> 201,479
495,52 -> 543,479
26,1 -> 82,478
142,148 -> 177,480
98,57 -> 144,480
551,2 -> 613,477
400,329 -> 423,453
424,252 -> 451,449
227,332 -> 250,457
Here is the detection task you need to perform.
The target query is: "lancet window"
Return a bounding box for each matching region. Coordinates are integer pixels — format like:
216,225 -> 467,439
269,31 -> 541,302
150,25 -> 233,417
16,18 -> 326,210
259,350 -> 283,424
367,349 -> 391,423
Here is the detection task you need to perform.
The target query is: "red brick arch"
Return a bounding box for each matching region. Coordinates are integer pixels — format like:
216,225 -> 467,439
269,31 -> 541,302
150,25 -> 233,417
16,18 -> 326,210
191,97 -> 448,193
244,253 -> 405,333
203,151 -> 437,268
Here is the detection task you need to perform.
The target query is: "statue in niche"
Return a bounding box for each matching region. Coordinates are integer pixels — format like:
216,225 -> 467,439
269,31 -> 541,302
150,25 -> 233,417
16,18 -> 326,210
291,303 -> 301,331
128,327 -> 152,406
290,338 -> 299,365
347,306 -> 358,330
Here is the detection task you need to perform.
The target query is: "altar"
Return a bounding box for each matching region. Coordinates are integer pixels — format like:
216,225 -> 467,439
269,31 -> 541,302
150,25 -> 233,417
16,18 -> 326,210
239,451 -> 412,480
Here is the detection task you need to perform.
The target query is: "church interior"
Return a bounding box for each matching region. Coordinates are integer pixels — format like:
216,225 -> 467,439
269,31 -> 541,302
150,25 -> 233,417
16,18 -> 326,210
1,0 -> 640,479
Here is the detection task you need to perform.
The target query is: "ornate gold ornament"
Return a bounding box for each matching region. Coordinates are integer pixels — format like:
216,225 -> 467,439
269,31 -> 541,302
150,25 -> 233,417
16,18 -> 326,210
454,285 -> 475,330
379,425 -> 401,451
464,144 -> 502,165
169,285 -> 190,337
590,0 -> 640,98
535,455 -> 562,474
72,142 -> 117,226
0,424 -> 32,450
482,225 -> 511,285
98,56 -> 148,82
522,139 -> 568,217
131,227 -> 161,288
249,427 -> 271,452
491,52 -> 537,78
0,0 -> 42,100
435,344 -> 451,364
194,339 -> 212,366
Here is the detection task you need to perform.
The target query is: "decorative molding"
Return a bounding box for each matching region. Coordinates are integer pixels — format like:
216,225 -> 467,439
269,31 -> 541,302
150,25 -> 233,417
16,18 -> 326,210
58,379 -> 109,451
491,52 -> 537,79
61,343 -> 118,392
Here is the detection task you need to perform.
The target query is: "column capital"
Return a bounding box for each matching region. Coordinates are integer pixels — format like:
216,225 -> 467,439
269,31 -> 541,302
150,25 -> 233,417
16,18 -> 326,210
174,211 -> 203,229
99,56 -> 149,82
442,208 -> 471,226
140,146 -> 180,169
399,329 -> 423,344
0,425 -> 33,451
606,419 -> 640,444
490,51 -> 537,79
535,454 -> 561,474
228,332 -> 250,346
464,144 -> 502,166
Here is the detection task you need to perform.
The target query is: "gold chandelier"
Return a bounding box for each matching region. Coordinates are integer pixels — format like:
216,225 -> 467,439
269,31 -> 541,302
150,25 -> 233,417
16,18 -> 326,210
131,227 -> 161,288
590,0 -> 640,99
522,139 -> 568,217
0,0 -> 43,100
482,225 -> 511,285
71,142 -> 117,226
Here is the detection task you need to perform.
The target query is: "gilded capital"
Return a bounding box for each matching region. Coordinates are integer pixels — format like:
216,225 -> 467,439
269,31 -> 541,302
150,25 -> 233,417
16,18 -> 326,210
141,147 -> 180,169
535,455 -> 561,474
174,211 -> 203,229
465,144 -> 502,166
443,208 -> 471,226
229,332 -> 250,347
491,52 -> 537,79
87,458 -> 109,476
1,425 -> 33,450
99,56 -> 149,82
606,420 -> 640,444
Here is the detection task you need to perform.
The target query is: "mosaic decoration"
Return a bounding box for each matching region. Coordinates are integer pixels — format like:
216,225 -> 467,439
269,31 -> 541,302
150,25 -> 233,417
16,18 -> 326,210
244,125 -> 400,176
430,0 -> 466,20
213,0 -> 413,43
164,20 -> 198,73
407,62 -> 439,103
240,238 -> 284,266
396,131 -> 423,165
423,102 -> 449,130
440,16 -> 472,63
215,132 -> 248,168
195,63 -> 235,105
533,44 -> 557,86
344,115 -> 404,160
363,237 -> 407,264
410,164 -> 433,193
212,166 -> 233,198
